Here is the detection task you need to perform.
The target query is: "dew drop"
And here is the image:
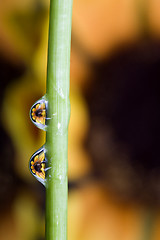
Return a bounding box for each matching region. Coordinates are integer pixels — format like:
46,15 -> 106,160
30,97 -> 48,131
29,146 -> 47,186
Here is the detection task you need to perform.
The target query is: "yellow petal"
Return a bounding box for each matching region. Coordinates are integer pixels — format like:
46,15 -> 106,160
34,155 -> 38,162
41,103 -> 45,109
36,104 -> 40,109
42,111 -> 46,117
39,152 -> 45,162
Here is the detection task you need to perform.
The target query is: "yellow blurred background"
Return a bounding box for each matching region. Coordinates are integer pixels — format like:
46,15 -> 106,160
0,0 -> 160,239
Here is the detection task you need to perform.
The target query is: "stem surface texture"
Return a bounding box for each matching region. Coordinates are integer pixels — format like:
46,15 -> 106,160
45,0 -> 73,239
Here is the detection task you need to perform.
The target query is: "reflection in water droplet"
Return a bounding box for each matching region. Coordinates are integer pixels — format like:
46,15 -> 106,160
30,96 -> 48,131
29,146 -> 47,186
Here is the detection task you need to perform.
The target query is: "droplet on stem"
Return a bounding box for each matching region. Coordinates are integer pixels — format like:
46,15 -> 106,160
29,146 -> 47,186
30,97 -> 48,131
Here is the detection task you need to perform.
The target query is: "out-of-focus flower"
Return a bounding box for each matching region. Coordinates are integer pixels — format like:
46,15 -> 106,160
72,0 -> 160,60
68,87 -> 91,181
0,0 -> 49,64
68,184 -> 160,240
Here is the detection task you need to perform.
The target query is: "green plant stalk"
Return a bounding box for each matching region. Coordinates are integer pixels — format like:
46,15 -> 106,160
45,0 -> 73,239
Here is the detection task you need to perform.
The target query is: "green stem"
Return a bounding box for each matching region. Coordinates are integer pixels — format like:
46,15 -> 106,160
45,0 -> 73,239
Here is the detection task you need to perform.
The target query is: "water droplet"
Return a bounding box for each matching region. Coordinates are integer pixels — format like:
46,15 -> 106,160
30,97 -> 48,131
29,146 -> 47,186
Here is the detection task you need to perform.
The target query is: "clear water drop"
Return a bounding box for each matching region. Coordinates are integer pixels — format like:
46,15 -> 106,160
30,96 -> 48,131
29,146 -> 47,186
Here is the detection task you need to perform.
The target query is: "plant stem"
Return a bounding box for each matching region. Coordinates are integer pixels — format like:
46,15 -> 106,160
45,0 -> 73,239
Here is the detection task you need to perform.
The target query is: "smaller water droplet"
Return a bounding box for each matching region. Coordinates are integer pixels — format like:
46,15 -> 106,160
30,96 -> 48,131
29,146 -> 47,186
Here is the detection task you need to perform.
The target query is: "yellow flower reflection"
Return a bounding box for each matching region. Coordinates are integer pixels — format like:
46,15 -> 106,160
31,102 -> 46,125
30,151 -> 45,180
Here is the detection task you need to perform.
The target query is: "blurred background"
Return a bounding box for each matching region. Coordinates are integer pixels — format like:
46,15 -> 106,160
1,0 -> 160,239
